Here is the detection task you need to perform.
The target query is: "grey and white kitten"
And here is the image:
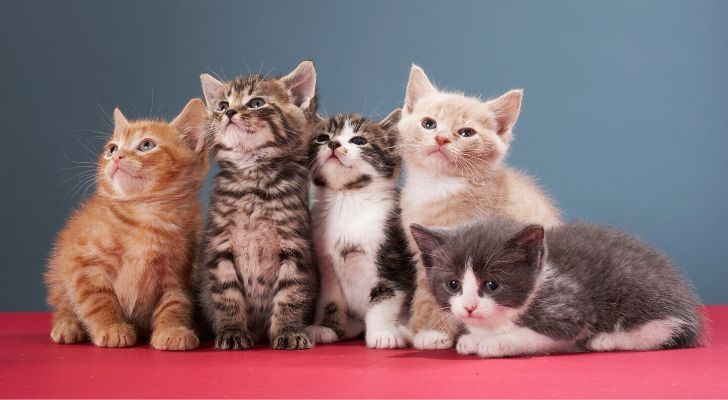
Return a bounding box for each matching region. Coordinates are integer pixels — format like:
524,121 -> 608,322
410,218 -> 703,358
305,111 -> 417,348
196,61 -> 319,350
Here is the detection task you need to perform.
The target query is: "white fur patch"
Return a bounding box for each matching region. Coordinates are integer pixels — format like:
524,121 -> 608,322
365,292 -> 407,349
457,326 -> 562,358
587,317 -> 685,352
401,166 -> 468,207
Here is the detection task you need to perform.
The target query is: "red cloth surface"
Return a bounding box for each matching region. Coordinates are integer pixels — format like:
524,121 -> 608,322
1,307 -> 727,398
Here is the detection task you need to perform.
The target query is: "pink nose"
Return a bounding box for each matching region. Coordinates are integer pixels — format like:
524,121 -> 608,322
114,154 -> 125,161
435,136 -> 450,146
464,305 -> 477,314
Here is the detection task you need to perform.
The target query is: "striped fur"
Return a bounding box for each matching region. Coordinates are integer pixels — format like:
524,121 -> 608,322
197,61 -> 319,350
306,111 -> 417,349
45,99 -> 209,350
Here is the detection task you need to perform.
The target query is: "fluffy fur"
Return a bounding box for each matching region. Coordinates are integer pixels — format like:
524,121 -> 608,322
45,99 -> 209,350
411,218 -> 704,358
306,111 -> 417,349
196,61 -> 319,350
398,65 -> 562,349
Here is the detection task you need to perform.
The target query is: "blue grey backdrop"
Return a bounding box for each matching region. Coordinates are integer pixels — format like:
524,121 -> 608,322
1,0 -> 726,310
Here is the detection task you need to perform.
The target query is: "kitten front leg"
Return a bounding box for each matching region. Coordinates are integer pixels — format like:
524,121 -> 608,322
306,254 -> 347,344
365,282 -> 408,349
269,247 -> 317,350
203,248 -> 254,350
70,268 -> 136,348
409,277 -> 459,349
150,283 -> 199,351
460,327 -> 563,358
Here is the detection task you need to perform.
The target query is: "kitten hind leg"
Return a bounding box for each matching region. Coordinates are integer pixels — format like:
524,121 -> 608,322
587,318 -> 686,352
365,284 -> 407,349
306,255 -> 347,344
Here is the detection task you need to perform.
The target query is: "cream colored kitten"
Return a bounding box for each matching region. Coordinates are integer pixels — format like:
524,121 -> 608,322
398,65 -> 562,350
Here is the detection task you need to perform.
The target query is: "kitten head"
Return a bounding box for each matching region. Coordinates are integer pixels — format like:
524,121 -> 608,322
309,110 -> 402,191
200,61 -> 318,161
398,65 -> 523,178
97,98 -> 209,200
410,218 -> 546,328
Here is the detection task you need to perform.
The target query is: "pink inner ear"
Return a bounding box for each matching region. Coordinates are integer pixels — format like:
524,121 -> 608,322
490,90 -> 523,136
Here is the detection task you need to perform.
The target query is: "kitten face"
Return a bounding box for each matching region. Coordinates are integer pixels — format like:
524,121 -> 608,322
398,65 -> 523,178
200,61 -> 318,159
410,220 -> 545,328
309,110 -> 401,190
97,99 -> 208,199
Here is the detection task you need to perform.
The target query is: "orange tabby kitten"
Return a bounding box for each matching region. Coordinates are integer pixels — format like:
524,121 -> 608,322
45,99 -> 209,350
398,66 -> 562,350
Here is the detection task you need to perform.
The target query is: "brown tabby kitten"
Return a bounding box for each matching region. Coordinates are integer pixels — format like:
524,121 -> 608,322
197,61 -> 319,350
45,99 -> 209,350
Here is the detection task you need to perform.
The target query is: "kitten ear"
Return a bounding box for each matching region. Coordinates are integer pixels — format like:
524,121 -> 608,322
488,89 -> 523,142
113,107 -> 129,134
379,108 -> 402,130
505,224 -> 545,267
200,73 -> 225,108
410,224 -> 447,265
171,98 -> 208,152
281,60 -> 317,109
404,65 -> 437,113
379,108 -> 402,148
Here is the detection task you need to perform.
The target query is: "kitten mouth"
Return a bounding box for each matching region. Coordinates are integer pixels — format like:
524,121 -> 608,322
428,146 -> 452,160
225,120 -> 258,135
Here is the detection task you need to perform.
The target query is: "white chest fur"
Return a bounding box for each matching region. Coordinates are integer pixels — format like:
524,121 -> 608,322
312,185 -> 395,318
401,166 -> 468,208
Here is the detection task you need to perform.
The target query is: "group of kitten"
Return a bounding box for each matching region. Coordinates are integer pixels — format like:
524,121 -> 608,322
45,61 -> 703,358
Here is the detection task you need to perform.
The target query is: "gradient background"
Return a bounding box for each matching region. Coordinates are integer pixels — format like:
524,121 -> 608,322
1,0 -> 726,310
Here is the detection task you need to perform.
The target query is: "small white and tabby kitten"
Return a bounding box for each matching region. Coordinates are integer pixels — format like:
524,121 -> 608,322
306,111 -> 417,349
411,218 -> 703,358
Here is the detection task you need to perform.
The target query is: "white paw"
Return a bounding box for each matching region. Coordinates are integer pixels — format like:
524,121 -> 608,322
366,329 -> 408,349
412,329 -> 454,350
587,333 -> 618,352
305,325 -> 339,344
476,336 -> 518,358
455,333 -> 480,355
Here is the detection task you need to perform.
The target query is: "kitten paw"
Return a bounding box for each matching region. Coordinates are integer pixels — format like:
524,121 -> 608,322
151,326 -> 199,351
92,323 -> 137,348
215,329 -> 255,350
305,325 -> 339,344
412,329 -> 454,350
272,331 -> 313,350
587,333 -> 619,352
455,333 -> 480,355
50,319 -> 86,344
366,329 -> 408,349
476,337 -> 518,358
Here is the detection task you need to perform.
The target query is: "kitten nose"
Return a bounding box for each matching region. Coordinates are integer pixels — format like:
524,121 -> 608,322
464,305 -> 477,314
225,109 -> 237,118
435,135 -> 451,146
115,154 -> 125,161
328,141 -> 341,150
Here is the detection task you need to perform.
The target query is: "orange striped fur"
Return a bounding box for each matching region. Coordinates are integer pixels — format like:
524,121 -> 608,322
45,99 -> 209,350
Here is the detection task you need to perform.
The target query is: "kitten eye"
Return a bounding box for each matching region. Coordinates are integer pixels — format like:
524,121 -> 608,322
350,136 -> 367,146
247,97 -> 266,109
484,281 -> 499,292
106,144 -> 118,157
137,139 -> 157,152
217,101 -> 229,112
458,128 -> 476,137
447,280 -> 461,293
421,118 -> 437,130
316,134 -> 330,143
